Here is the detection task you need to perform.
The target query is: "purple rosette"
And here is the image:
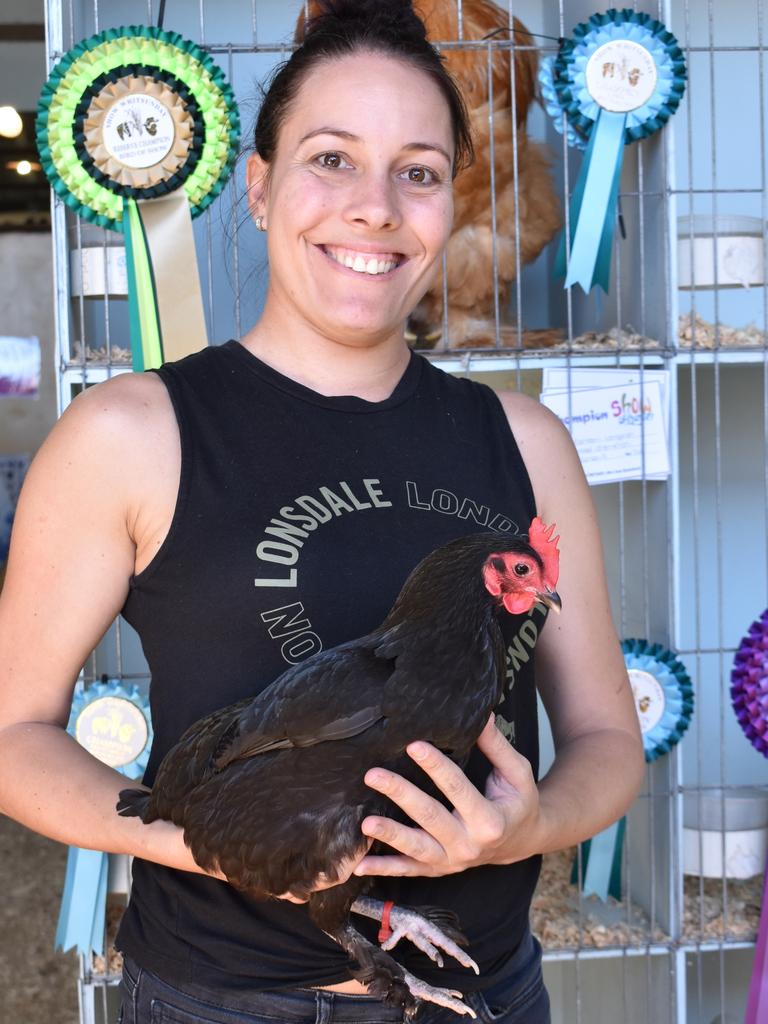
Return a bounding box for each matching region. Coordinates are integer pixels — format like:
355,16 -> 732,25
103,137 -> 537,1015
731,608 -> 768,758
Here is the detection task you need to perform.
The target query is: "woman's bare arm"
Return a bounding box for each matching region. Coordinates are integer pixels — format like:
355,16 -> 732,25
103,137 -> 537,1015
0,373 -> 206,873
500,391 -> 645,852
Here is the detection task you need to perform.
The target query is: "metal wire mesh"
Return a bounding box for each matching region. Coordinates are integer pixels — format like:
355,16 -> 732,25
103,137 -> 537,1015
42,0 -> 768,1021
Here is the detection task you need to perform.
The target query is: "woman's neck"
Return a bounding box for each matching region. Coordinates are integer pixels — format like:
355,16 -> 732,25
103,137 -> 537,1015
239,300 -> 412,402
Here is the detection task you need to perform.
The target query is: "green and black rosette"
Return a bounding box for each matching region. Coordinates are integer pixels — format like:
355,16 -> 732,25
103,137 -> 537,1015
36,25 -> 240,369
574,638 -> 694,901
541,9 -> 686,293
55,679 -> 152,957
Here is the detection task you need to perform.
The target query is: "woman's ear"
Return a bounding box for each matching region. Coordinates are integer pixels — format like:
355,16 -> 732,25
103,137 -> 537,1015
246,153 -> 270,223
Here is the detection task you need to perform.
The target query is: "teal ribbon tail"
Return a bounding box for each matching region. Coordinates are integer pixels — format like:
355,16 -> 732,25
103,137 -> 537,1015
564,110 -> 627,294
55,846 -> 108,955
595,154 -> 624,292
122,200 -> 144,373
575,817 -> 626,902
555,121 -> 599,280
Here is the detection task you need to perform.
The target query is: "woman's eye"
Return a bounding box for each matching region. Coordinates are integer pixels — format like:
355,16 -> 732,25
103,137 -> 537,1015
404,166 -> 437,185
318,152 -> 346,169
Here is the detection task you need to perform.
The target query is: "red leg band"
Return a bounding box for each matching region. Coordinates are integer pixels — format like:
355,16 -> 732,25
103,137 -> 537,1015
378,900 -> 395,943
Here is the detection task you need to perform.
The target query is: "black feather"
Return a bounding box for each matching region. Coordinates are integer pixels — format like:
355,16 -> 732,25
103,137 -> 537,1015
116,788 -> 152,820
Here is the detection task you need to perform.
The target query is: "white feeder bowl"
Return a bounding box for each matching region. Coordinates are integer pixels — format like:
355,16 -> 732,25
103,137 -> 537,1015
70,246 -> 128,297
683,788 -> 768,879
677,214 -> 765,290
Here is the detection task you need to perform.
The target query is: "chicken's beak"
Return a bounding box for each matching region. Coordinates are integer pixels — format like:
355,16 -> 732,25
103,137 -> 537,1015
537,588 -> 562,614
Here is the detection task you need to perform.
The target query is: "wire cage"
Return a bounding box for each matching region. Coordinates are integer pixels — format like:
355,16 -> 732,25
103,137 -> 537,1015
42,0 -> 768,1022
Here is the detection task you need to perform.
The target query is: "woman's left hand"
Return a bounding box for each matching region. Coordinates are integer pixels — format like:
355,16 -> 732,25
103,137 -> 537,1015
353,717 -> 543,878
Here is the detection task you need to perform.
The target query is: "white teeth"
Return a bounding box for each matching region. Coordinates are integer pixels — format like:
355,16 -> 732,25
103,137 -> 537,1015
324,247 -> 398,275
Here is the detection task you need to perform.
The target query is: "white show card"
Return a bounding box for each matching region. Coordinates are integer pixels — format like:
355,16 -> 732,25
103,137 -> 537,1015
541,367 -> 670,436
540,380 -> 670,485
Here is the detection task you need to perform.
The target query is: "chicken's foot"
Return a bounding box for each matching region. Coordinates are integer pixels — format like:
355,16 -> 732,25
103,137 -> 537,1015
401,970 -> 477,1018
332,920 -> 476,1018
351,897 -> 479,974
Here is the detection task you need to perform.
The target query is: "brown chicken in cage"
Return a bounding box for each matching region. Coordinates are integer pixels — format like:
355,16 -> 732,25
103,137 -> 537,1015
295,0 -> 562,349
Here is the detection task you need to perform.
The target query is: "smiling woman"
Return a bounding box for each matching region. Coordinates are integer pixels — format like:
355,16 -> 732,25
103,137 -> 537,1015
0,2 -> 643,1023
243,52 -> 456,364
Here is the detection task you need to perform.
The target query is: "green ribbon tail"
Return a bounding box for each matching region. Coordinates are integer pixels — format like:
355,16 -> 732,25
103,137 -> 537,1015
124,198 -> 164,371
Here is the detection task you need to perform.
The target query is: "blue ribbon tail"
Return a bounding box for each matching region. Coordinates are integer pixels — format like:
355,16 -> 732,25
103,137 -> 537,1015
564,110 -> 627,294
580,818 -> 626,901
54,846 -> 108,955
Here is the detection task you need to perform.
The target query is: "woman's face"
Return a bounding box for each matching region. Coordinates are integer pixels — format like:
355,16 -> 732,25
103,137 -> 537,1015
248,52 -> 455,348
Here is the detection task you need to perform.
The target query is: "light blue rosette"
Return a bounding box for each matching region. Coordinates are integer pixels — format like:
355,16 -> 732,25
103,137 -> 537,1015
574,638 -> 693,901
549,9 -> 686,293
55,679 -> 152,959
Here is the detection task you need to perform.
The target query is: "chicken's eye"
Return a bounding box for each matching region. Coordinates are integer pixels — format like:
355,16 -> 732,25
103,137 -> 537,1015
513,563 -> 530,577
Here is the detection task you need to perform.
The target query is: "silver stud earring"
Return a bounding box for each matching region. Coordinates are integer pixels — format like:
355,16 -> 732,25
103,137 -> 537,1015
255,216 -> 266,232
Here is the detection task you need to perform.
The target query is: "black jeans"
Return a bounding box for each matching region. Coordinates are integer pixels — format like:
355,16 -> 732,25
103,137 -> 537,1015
118,934 -> 550,1024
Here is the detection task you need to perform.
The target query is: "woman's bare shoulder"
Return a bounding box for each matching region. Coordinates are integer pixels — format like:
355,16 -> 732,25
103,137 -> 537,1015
495,389 -> 575,459
62,370 -> 172,428
24,370 -> 178,534
494,389 -> 587,521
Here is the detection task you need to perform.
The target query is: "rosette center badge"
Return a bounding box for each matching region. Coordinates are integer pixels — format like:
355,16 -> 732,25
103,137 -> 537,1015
75,694 -> 149,769
585,40 -> 658,112
98,87 -> 183,172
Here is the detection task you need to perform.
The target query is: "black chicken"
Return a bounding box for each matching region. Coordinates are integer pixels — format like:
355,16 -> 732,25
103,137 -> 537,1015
118,519 -> 560,1016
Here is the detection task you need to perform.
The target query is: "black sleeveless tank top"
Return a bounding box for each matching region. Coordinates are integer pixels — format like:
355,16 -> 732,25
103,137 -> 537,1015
116,341 -> 548,994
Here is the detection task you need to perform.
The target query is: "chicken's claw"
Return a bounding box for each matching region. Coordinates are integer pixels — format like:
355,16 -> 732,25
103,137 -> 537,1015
381,906 -> 480,975
401,971 -> 477,1018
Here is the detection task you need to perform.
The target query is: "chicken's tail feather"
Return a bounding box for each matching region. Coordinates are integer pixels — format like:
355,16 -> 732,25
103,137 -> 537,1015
116,787 -> 152,821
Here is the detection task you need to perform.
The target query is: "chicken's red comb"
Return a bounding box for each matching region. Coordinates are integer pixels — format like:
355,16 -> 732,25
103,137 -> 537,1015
528,517 -> 560,590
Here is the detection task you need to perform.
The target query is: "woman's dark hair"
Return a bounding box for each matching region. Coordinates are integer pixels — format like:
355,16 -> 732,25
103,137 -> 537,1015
253,0 -> 474,177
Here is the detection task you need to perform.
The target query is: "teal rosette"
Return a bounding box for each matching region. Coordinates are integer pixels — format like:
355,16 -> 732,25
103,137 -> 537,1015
548,9 -> 686,293
574,638 -> 693,902
56,679 -> 152,958
622,638 -> 694,762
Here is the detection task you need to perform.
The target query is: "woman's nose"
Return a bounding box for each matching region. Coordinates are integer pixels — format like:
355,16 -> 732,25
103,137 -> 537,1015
342,173 -> 402,232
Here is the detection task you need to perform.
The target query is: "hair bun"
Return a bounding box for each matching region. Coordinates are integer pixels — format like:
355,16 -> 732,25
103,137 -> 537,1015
297,0 -> 428,45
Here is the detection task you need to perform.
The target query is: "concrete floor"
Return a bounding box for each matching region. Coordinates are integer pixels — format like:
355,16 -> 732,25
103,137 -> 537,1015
0,815 -> 79,1023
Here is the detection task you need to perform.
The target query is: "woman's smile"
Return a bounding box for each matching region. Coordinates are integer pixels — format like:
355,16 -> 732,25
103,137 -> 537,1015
317,243 -> 405,277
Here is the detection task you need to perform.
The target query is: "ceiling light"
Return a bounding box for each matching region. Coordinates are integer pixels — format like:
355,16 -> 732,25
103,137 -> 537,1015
16,160 -> 32,176
0,106 -> 23,139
